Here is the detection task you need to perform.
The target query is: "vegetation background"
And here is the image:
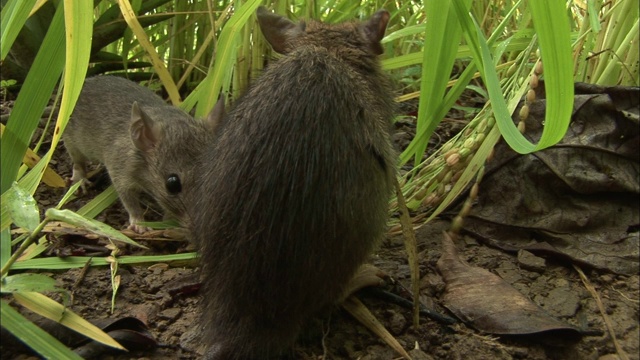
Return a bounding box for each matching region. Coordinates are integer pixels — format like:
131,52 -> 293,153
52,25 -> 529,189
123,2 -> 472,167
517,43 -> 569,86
1,0 -> 637,358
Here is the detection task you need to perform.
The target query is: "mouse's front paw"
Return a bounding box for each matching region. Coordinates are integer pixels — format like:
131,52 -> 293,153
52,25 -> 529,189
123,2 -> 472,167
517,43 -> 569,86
127,221 -> 152,234
127,217 -> 153,234
66,177 -> 93,194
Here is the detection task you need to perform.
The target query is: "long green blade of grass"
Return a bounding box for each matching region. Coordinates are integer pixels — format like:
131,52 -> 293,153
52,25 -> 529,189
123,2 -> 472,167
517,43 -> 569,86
184,0 -> 262,117
452,0 -> 573,153
1,273 -> 61,293
116,0 -> 181,105
18,0 -> 94,201
0,4 -> 65,194
12,253 -> 198,270
1,229 -> 10,270
526,0 -> 573,151
13,292 -> 125,350
406,0 -> 470,165
45,209 -> 146,249
0,0 -> 38,60
4,0 -> 93,199
76,185 -> 119,219
56,0 -> 92,137
383,35 -> 531,72
1,300 -> 83,360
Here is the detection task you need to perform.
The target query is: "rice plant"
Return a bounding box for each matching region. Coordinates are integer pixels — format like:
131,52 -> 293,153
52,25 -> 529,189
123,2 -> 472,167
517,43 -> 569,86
1,0 -> 637,357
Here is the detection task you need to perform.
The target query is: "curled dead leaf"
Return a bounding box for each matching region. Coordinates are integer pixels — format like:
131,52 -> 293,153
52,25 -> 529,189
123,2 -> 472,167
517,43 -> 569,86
437,232 -> 583,337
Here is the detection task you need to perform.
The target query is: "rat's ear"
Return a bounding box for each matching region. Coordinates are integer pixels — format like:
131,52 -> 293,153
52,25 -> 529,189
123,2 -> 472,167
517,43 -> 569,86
130,102 -> 162,152
360,10 -> 390,55
256,6 -> 304,54
204,95 -> 226,134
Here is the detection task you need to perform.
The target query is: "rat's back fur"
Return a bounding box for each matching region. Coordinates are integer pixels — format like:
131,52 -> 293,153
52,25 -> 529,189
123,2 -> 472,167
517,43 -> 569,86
192,8 -> 397,358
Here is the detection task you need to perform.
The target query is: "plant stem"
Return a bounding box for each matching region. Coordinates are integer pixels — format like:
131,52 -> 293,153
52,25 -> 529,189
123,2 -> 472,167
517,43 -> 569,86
1,218 -> 51,277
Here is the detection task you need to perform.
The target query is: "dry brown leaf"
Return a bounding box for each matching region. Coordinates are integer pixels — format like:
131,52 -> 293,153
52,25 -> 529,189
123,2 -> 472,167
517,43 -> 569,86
437,231 -> 582,336
463,83 -> 639,275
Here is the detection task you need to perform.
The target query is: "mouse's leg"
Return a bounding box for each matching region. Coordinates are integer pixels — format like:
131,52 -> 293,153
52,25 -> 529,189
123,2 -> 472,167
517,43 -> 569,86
67,152 -> 93,193
111,179 -> 151,234
123,198 -> 152,234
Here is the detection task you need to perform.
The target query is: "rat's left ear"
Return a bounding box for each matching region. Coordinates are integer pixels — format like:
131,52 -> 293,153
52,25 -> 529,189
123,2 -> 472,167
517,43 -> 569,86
256,6 -> 305,54
205,95 -> 226,134
130,102 -> 162,152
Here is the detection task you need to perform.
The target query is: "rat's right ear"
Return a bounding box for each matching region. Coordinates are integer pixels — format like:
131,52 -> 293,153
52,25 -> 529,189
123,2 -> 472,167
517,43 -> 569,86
256,6 -> 304,54
130,102 -> 162,152
360,10 -> 390,55
205,95 -> 226,134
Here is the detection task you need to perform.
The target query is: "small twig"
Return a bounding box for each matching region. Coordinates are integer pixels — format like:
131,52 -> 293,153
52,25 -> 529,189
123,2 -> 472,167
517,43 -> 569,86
573,265 -> 630,360
72,257 -> 93,290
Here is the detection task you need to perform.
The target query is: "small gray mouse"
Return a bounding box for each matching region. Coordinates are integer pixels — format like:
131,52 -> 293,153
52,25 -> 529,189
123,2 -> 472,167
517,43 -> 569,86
191,7 -> 397,359
64,76 -> 223,233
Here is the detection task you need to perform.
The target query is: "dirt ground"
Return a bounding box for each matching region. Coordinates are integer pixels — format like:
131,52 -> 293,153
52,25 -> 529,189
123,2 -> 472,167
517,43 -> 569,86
1,90 -> 639,360
4,215 -> 638,360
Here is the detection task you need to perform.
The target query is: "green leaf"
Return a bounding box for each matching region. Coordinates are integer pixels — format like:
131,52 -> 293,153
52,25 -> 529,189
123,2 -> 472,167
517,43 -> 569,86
526,0 -> 574,151
11,253 -> 198,270
9,234 -> 47,261
16,153 -> 54,199
1,300 -> 83,360
1,194 -> 12,233
56,181 -> 84,209
452,0 -> 522,151
13,292 -> 125,350
57,0 -> 92,137
1,273 -> 61,294
18,0 -> 94,216
45,209 -> 147,249
382,52 -> 422,71
137,219 -> 181,229
116,0 -> 180,105
407,0 -> 472,165
1,229 -> 10,270
452,0 -> 573,154
1,4 -> 65,193
0,0 -> 39,60
382,24 -> 425,44
586,0 -> 601,33
185,0 -> 262,117
383,37 -> 531,72
77,185 -> 118,218
401,63 -> 477,166
4,182 -> 40,232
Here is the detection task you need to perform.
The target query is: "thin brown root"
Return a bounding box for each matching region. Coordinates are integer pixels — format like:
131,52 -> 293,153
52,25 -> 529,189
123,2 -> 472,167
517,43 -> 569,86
574,265 -> 629,360
611,284 -> 640,305
320,317 -> 331,360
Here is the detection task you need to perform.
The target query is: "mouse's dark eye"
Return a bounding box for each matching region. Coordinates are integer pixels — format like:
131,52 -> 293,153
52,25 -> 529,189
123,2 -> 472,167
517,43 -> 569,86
166,174 -> 182,194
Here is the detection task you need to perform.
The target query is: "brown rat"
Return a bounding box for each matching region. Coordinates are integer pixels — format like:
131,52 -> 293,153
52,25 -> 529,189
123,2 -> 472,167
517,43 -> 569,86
191,7 -> 397,359
64,76 -> 222,233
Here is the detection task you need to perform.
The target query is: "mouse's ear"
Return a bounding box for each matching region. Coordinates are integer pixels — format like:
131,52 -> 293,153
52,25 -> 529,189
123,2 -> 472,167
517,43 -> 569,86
204,95 -> 226,134
130,102 -> 162,152
256,6 -> 304,54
